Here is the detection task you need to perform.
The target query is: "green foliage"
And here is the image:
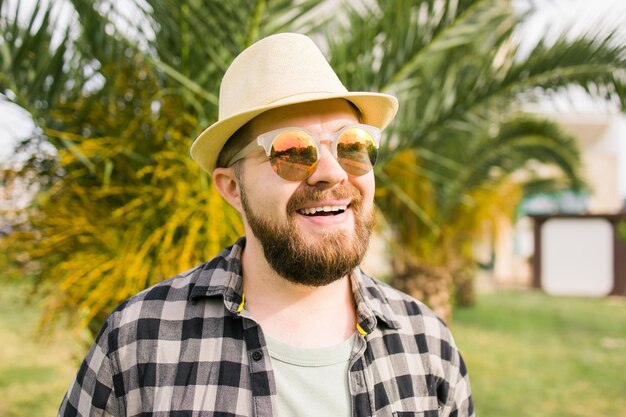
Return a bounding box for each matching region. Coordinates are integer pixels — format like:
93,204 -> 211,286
617,219 -> 626,243
324,0 -> 624,309
1,2 -> 245,332
1,0 -> 625,331
7,57 -> 244,332
0,0 -> 71,120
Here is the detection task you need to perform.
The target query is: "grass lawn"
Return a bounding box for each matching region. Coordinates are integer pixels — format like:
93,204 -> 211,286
453,290 -> 626,417
0,280 -> 78,417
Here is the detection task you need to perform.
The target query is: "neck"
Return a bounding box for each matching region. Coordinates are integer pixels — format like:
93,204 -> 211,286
241,235 -> 357,348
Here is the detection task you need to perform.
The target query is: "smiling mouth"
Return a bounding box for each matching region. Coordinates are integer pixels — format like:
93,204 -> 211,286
297,205 -> 348,216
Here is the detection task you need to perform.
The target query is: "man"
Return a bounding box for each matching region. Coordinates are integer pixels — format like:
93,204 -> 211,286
59,33 -> 474,417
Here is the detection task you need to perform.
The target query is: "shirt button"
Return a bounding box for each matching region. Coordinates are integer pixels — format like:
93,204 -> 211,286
252,351 -> 263,361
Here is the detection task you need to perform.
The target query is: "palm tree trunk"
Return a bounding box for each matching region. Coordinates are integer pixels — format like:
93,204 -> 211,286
390,251 -> 453,323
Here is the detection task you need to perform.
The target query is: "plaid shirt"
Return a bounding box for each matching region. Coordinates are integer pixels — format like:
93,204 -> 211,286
59,238 -> 474,417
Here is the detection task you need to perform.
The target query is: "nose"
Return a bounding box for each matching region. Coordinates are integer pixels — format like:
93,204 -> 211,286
305,142 -> 348,186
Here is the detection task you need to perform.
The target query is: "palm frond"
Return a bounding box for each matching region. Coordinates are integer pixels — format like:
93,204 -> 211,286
0,0 -> 74,122
3,0 -> 625,332
432,114 -> 584,216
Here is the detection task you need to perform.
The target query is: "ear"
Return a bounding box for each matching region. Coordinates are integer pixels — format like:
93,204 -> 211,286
213,166 -> 244,214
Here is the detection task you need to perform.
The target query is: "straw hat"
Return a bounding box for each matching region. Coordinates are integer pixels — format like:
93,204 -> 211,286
190,33 -> 398,174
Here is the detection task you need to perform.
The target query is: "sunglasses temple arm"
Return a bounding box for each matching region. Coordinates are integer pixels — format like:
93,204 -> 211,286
226,139 -> 263,167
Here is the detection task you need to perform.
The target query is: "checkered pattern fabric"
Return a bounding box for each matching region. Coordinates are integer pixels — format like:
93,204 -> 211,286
58,238 -> 474,417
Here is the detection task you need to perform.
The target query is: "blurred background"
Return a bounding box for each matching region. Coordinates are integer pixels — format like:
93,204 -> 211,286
0,0 -> 625,416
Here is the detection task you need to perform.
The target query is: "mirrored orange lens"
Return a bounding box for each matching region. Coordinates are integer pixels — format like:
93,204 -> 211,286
269,131 -> 318,180
336,127 -> 377,176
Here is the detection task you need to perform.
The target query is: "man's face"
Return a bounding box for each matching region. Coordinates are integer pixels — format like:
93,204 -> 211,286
236,99 -> 376,286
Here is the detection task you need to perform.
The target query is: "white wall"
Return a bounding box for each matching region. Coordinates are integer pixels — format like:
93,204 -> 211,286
541,218 -> 614,296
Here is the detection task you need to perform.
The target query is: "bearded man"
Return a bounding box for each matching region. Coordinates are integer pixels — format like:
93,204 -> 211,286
59,33 -> 474,417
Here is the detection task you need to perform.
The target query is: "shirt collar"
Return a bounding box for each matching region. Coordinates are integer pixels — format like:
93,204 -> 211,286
189,237 -> 246,314
189,237 -> 401,331
351,268 -> 401,333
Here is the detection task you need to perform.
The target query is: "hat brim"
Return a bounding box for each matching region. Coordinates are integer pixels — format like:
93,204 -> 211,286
190,91 -> 398,175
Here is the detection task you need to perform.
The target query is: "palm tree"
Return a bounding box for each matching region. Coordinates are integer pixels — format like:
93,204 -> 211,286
1,0 -> 624,331
327,0 -> 623,316
0,0 -> 337,334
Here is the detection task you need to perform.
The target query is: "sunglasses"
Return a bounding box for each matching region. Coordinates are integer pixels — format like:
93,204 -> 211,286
227,124 -> 381,181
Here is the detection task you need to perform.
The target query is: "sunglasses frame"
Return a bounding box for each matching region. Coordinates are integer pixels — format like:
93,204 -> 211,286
227,124 -> 381,179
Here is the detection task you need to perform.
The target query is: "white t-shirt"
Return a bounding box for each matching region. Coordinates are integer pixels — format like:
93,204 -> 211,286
265,333 -> 356,417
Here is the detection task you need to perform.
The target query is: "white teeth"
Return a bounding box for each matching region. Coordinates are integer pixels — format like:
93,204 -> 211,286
300,205 -> 347,215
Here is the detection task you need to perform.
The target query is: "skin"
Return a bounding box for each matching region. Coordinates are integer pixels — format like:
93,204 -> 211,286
213,99 -> 375,347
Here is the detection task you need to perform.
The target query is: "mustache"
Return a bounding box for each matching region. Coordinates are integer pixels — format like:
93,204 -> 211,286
287,184 -> 362,213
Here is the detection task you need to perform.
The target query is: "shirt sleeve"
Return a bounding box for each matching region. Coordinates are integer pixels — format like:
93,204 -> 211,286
442,348 -> 475,417
57,319 -> 119,417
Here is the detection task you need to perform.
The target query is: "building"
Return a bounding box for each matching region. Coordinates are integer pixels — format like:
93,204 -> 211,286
483,111 -> 626,295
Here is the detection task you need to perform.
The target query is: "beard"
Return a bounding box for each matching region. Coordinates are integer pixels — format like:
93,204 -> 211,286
240,182 -> 376,287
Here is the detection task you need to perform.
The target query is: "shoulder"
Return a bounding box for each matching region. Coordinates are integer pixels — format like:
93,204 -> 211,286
360,272 -> 445,322
358,272 -> 474,413
359,273 -> 468,379
105,241 -> 245,331
111,264 -> 203,318
93,265 -> 204,346
359,272 -> 456,346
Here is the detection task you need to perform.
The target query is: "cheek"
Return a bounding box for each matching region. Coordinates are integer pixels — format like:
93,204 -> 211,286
353,173 -> 375,203
245,168 -> 300,212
